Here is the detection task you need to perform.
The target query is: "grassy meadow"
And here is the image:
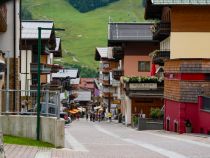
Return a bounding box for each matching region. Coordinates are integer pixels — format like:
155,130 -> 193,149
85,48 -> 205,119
23,0 -> 145,70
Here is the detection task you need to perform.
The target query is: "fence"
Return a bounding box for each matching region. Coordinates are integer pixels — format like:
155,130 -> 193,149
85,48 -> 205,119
0,89 -> 60,118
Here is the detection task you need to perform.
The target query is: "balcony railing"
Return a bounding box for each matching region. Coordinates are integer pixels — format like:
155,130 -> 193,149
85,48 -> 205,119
112,79 -> 120,87
30,84 -> 48,90
125,82 -> 164,91
152,22 -> 171,41
113,69 -> 124,80
152,50 -> 170,66
0,4 -> 7,32
31,63 -> 52,74
113,47 -> 124,60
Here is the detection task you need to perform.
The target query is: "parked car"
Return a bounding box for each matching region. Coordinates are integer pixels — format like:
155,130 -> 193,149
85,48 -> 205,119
60,112 -> 71,124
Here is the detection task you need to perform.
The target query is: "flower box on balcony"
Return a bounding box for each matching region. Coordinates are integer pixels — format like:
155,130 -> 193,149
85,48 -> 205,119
128,83 -> 157,90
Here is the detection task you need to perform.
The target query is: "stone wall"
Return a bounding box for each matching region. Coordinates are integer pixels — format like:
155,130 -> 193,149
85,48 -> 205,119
0,115 -> 65,147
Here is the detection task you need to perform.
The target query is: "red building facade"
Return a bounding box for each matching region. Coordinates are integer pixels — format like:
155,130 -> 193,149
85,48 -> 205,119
145,0 -> 210,134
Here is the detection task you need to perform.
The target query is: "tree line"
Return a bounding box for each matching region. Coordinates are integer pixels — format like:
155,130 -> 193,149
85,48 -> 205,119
68,0 -> 119,13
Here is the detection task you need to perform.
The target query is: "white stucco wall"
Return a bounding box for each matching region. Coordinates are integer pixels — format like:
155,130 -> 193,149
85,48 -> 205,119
0,0 -> 20,57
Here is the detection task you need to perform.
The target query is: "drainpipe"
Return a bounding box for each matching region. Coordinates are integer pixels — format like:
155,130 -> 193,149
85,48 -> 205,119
13,0 -> 16,111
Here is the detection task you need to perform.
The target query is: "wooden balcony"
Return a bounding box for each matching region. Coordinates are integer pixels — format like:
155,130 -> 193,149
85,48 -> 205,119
30,84 -> 48,90
30,63 -> 52,74
152,22 -> 170,41
112,79 -> 120,87
152,50 -> 170,66
113,47 -> 124,60
51,64 -> 63,73
113,69 -> 124,80
102,67 -> 111,73
48,80 -> 62,91
102,92 -> 113,98
0,4 -> 7,32
125,82 -> 164,98
102,80 -> 111,86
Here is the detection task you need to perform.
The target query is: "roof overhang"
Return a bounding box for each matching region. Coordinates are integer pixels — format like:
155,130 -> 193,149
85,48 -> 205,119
95,47 -> 114,61
50,38 -> 62,57
145,0 -> 210,20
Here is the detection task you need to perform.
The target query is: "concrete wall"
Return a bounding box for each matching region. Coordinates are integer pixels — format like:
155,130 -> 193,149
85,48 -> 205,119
0,115 -> 65,147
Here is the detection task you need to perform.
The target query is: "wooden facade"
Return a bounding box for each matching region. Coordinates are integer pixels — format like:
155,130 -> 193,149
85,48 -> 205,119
131,98 -> 163,118
171,6 -> 210,32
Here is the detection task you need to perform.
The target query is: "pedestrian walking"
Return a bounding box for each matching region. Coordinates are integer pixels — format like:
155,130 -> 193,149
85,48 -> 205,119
76,113 -> 80,120
90,113 -> 92,121
86,113 -> 89,120
92,113 -> 95,122
98,113 -> 101,122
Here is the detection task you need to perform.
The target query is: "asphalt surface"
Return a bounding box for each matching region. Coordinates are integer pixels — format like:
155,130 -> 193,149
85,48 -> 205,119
64,119 -> 210,158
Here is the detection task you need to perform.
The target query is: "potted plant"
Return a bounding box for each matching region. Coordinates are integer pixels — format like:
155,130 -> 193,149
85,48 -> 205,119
185,120 -> 192,133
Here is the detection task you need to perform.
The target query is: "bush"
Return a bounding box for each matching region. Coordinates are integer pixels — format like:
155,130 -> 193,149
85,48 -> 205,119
132,115 -> 138,126
150,108 -> 163,119
123,76 -> 159,83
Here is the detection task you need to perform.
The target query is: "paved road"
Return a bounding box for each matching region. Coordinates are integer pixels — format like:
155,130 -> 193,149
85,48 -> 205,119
5,119 -> 210,158
64,119 -> 210,158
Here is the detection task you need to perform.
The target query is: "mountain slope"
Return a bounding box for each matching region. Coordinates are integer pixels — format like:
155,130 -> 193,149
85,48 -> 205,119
23,0 -> 145,70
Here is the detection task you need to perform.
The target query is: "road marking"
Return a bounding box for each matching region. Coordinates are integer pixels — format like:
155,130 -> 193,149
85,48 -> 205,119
35,151 -> 51,158
65,129 -> 89,152
94,124 -> 187,158
140,131 -> 210,148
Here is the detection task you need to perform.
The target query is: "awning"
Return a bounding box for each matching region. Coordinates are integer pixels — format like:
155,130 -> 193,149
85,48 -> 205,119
69,109 -> 79,114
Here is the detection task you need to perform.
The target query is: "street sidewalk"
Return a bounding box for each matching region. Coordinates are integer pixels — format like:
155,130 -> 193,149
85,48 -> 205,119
4,144 -> 75,158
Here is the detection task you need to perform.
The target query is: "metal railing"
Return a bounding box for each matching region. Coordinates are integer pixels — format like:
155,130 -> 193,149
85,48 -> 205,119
0,89 -> 60,118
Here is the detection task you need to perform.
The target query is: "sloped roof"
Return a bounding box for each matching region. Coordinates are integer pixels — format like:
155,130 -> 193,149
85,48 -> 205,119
74,91 -> 92,102
71,78 -> 80,85
95,47 -> 114,61
52,69 -> 79,78
108,23 -> 153,42
79,78 -> 95,90
145,0 -> 210,19
151,0 -> 210,5
22,20 -> 54,39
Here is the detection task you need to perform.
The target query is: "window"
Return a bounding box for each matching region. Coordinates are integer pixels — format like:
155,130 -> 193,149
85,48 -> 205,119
138,61 -> 150,72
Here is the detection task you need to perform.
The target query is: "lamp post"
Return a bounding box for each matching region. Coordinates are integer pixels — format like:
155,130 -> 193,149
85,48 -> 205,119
37,27 -> 65,140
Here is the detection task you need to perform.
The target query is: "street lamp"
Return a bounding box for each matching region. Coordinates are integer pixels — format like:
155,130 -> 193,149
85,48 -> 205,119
37,27 -> 65,140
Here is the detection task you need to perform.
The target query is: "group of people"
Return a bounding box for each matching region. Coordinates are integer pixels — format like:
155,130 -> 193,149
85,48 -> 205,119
86,111 -> 105,122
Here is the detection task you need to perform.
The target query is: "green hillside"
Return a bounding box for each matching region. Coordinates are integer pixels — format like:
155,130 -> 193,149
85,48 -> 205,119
23,0 -> 145,71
